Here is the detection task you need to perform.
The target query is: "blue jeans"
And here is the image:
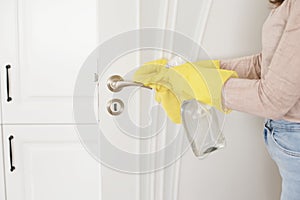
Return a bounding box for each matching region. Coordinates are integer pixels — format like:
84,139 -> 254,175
264,119 -> 300,200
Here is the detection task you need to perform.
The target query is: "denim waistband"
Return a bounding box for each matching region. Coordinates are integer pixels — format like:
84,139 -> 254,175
265,119 -> 300,131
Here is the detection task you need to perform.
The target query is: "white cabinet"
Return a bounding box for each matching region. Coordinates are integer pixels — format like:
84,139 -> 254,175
2,125 -> 102,200
0,0 -> 142,199
0,0 -> 99,124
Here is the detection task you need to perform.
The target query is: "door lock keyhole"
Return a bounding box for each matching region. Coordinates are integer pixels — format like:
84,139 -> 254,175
107,99 -> 124,116
113,103 -> 118,111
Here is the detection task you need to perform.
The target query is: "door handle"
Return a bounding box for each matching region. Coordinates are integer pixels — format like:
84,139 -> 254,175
8,135 -> 15,172
5,65 -> 12,102
107,75 -> 151,92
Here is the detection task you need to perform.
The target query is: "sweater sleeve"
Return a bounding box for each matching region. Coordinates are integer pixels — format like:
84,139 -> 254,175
223,0 -> 300,119
220,53 -> 262,79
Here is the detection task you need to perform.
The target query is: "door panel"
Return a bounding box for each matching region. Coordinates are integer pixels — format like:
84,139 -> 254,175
3,125 -> 101,200
0,0 -> 98,123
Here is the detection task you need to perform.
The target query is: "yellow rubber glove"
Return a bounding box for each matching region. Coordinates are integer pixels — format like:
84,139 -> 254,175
133,59 -> 238,124
193,60 -> 221,69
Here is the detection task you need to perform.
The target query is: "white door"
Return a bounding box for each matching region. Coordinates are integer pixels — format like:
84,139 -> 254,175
2,125 -> 102,200
0,0 -> 99,124
95,0 -> 213,199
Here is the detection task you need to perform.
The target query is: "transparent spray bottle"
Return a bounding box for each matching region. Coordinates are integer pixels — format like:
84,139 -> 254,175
166,56 -> 226,159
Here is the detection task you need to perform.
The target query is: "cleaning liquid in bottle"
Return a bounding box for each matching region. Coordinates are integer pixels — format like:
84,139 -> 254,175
166,56 -> 226,159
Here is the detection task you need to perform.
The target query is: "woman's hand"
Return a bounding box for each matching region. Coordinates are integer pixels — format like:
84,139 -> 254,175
133,59 -> 238,123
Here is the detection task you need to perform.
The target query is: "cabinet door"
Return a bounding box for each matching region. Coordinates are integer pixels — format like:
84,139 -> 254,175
2,125 -> 102,200
0,0 -> 99,123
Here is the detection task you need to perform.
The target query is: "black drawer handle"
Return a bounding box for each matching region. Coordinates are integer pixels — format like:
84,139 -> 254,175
9,135 -> 15,172
6,65 -> 12,102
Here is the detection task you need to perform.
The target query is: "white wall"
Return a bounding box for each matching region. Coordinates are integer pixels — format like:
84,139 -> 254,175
177,0 -> 282,200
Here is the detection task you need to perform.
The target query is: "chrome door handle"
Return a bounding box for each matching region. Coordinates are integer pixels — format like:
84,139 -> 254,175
107,75 -> 151,92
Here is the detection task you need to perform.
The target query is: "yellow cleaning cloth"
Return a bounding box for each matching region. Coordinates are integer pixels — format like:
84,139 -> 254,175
133,59 -> 238,123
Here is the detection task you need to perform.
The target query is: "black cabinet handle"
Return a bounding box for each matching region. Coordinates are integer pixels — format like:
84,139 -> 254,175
9,135 -> 15,172
6,65 -> 12,102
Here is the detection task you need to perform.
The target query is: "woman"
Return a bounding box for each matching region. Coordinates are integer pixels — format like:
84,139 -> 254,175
220,0 -> 300,199
134,0 -> 300,199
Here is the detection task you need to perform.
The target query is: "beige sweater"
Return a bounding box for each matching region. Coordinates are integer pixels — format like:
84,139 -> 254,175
221,0 -> 300,122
